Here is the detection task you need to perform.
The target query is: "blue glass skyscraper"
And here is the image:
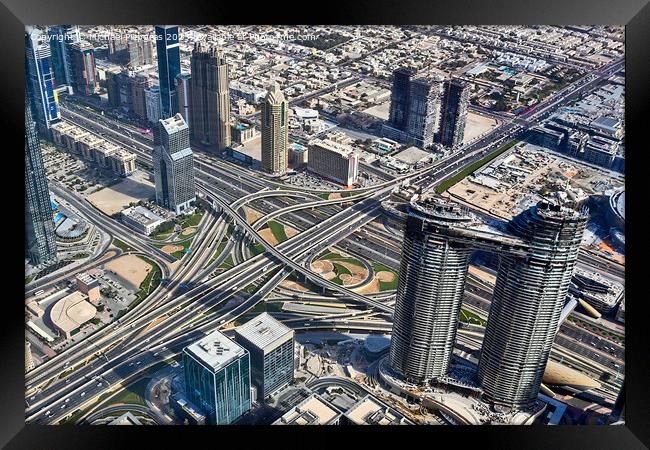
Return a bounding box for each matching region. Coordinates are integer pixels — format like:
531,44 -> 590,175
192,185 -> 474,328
48,25 -> 79,88
183,330 -> 251,425
155,25 -> 181,119
26,26 -> 61,134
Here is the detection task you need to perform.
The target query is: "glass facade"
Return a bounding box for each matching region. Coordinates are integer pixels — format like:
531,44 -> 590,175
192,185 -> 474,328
183,350 -> 251,425
25,90 -> 58,265
155,25 -> 181,119
26,27 -> 61,133
262,339 -> 294,398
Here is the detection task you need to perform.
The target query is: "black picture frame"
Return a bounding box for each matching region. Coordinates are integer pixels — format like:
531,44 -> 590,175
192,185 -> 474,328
5,0 -> 649,448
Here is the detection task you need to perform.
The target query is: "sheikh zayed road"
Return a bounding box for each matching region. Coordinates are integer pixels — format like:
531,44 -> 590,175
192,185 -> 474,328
25,25 -> 625,425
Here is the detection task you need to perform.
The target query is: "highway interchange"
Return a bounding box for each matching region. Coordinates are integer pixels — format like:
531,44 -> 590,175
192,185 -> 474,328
25,56 -> 625,424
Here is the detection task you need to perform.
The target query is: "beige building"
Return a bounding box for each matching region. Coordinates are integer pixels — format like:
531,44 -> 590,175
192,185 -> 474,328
109,149 -> 137,176
131,73 -> 152,120
272,393 -> 341,425
50,120 -> 137,177
49,291 -> 97,339
93,141 -> 119,168
261,82 -> 289,174
75,272 -> 101,304
308,138 -> 359,187
77,134 -> 104,161
190,43 -> 231,152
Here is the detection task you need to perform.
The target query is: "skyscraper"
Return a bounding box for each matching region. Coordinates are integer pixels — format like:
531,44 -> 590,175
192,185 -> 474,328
155,25 -> 181,119
26,26 -> 61,134
145,86 -> 162,124
48,25 -> 79,88
189,43 -> 231,152
388,67 -> 415,130
388,197 -> 473,383
405,75 -> 443,148
234,313 -> 295,400
25,91 -> 57,265
153,114 -> 196,214
131,73 -> 152,119
384,67 -> 443,149
69,41 -> 99,96
174,73 -> 191,126
261,82 -> 289,174
183,330 -> 251,424
437,78 -> 470,149
477,202 -> 587,409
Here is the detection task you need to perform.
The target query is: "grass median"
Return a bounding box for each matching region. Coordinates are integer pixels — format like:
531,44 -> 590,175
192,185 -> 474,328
435,139 -> 520,193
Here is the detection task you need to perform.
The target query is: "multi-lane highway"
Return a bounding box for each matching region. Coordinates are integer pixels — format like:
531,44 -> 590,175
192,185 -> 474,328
26,55 -> 625,424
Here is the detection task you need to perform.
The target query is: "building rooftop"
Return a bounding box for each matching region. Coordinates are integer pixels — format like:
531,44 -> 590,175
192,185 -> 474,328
49,291 -> 97,335
273,393 -> 341,425
345,394 -> 413,425
235,313 -> 294,353
122,205 -> 165,226
108,412 -> 142,425
309,138 -> 355,157
184,329 -> 248,371
75,272 -> 96,286
159,113 -> 188,135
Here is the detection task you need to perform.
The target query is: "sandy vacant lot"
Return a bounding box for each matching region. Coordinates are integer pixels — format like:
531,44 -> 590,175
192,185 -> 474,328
87,172 -> 155,216
104,254 -> 152,291
328,192 -> 343,200
363,101 -> 390,120
463,112 -> 498,145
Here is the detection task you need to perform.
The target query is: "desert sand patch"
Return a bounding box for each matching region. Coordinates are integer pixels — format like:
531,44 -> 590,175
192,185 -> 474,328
463,112 -> 498,145
285,226 -> 299,238
259,228 -> 279,246
181,227 -> 196,236
280,280 -> 310,292
104,254 -> 152,290
468,265 -> 496,285
311,260 -> 334,274
161,244 -> 184,254
328,192 -> 343,200
376,271 -> 395,282
243,206 -> 263,225
354,278 -> 381,294
338,261 -> 368,279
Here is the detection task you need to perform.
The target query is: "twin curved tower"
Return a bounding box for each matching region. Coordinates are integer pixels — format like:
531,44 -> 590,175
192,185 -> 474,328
389,195 -> 587,409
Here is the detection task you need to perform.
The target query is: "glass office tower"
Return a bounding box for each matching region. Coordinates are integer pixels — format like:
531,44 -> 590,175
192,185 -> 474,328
26,26 -> 61,134
183,330 -> 251,425
155,25 -> 181,119
235,313 -> 295,400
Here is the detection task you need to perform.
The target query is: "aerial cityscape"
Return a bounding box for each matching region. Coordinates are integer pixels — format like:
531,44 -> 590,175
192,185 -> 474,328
25,25 -> 625,426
